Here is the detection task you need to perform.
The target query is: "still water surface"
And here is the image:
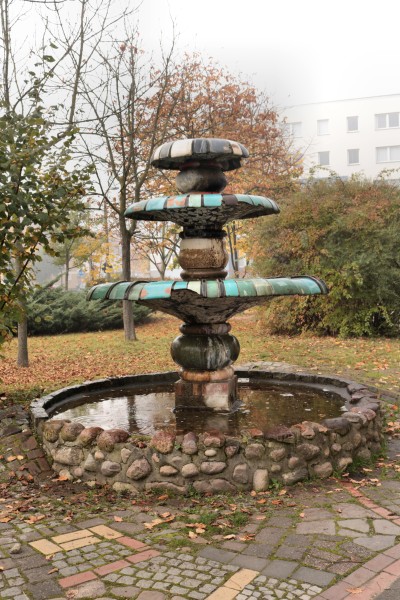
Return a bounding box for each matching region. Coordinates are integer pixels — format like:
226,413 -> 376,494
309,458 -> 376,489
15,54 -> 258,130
51,380 -> 347,436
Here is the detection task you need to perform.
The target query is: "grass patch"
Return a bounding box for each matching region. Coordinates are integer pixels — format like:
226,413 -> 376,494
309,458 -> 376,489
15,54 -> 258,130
1,311 -> 400,401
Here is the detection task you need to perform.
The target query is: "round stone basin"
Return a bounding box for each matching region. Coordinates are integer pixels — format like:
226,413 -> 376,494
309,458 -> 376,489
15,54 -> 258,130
49,379 -> 348,437
31,368 -> 383,493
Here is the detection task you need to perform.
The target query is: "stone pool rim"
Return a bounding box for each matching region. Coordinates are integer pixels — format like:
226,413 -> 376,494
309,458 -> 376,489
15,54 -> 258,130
30,366 -> 385,493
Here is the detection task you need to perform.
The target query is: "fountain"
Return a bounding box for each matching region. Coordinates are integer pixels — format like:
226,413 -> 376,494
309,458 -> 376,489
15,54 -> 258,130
30,139 -> 383,493
88,138 -> 327,411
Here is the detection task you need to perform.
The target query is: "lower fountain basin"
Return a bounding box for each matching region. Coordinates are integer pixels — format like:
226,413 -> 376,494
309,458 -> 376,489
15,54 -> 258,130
31,367 -> 383,493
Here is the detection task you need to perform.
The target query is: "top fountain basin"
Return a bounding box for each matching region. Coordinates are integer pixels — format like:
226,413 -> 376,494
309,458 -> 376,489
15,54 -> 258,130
151,138 -> 249,171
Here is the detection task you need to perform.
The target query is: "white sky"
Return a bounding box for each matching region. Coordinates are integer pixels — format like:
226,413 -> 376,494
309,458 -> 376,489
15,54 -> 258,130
136,0 -> 400,108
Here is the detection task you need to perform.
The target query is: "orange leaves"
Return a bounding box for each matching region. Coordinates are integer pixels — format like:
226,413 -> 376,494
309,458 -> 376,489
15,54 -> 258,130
144,514 -> 175,529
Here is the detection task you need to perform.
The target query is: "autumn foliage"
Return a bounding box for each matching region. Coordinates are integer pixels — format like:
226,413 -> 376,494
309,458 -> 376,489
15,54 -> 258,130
253,175 -> 400,337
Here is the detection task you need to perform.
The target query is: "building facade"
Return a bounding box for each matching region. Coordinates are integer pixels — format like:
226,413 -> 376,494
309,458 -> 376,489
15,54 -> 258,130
283,94 -> 400,179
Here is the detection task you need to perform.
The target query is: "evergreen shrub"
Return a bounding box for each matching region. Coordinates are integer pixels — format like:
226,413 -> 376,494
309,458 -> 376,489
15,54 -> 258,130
26,287 -> 151,335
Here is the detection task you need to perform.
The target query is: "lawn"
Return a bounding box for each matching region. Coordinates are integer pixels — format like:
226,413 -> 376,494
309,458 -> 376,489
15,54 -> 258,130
1,311 -> 399,401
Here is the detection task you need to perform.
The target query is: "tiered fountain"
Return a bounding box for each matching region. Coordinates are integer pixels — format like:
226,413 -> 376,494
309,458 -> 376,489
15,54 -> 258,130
88,138 -> 327,411
31,139 -> 383,493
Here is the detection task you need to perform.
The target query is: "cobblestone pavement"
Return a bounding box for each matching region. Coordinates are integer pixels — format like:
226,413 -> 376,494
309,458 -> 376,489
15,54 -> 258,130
2,404 -> 400,599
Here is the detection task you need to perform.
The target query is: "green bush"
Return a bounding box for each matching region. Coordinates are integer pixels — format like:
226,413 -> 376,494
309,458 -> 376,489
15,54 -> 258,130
27,287 -> 151,335
253,175 -> 400,337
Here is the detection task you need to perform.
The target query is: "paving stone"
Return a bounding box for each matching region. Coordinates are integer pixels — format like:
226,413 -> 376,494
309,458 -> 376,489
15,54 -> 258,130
206,587 -> 237,600
52,529 -> 92,544
291,566 -> 335,587
231,555 -> 268,570
241,543 -> 274,558
302,508 -> 334,521
29,539 -> 61,555
261,559 -> 298,578
67,579 -> 106,598
337,519 -> 370,533
75,518 -> 107,529
224,569 -> 258,590
89,525 -> 123,539
25,579 -> 64,599
136,592 -> 166,600
109,585 -> 140,598
60,536 -> 101,551
59,570 -> 98,588
118,536 -> 147,550
198,547 -> 237,564
275,545 -> 306,561
373,519 -> 400,535
25,565 -> 60,583
353,535 -> 396,551
296,520 -> 336,536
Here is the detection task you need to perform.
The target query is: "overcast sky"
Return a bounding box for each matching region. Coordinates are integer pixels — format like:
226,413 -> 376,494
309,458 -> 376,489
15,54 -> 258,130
136,0 -> 400,109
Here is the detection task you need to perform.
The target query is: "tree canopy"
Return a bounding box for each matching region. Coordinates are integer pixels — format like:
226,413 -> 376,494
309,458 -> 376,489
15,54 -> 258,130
253,174 -> 400,337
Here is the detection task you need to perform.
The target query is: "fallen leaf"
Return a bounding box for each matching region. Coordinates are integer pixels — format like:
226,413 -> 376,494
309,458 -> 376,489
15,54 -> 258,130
238,534 -> 255,541
144,518 -> 164,529
157,494 -> 168,501
24,514 -> 45,524
278,489 -> 287,496
346,588 -> 364,594
299,512 -> 305,518
48,568 -> 58,574
188,531 -> 197,539
223,534 -> 236,540
113,516 -> 123,522
160,512 -> 172,519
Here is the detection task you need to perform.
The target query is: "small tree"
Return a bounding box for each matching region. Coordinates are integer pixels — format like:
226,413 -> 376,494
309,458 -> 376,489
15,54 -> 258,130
253,173 -> 400,337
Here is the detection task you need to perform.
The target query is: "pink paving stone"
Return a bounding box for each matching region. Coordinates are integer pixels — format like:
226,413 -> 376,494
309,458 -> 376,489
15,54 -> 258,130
343,566 -> 375,587
94,559 -> 130,576
373,507 -> 393,518
59,571 -> 98,589
384,557 -> 400,575
384,543 -> 400,559
392,518 -> 400,526
363,554 -> 395,572
343,571 -> 398,600
317,580 -> 355,600
117,536 -> 147,550
127,549 -> 160,564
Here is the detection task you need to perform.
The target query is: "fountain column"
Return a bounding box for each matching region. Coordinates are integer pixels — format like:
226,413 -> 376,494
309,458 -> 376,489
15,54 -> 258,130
171,161 -> 240,410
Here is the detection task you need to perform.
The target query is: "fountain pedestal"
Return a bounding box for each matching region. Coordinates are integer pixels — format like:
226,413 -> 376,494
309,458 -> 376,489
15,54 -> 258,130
172,322 -> 239,410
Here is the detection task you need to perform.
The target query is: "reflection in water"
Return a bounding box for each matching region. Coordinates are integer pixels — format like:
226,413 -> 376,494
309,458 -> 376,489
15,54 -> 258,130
51,381 -> 347,436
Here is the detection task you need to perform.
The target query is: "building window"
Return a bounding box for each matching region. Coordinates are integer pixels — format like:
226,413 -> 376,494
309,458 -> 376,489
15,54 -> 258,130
318,151 -> 330,166
347,116 -> 358,132
376,145 -> 400,163
287,122 -> 302,137
347,149 -> 359,165
375,112 -> 400,129
317,119 -> 329,135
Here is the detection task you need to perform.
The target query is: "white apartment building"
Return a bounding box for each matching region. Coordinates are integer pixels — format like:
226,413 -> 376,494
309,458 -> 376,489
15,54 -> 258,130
283,94 -> 400,179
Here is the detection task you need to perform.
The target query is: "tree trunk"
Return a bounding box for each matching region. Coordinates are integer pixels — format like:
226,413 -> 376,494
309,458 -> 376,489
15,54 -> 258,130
120,220 -> 136,341
17,309 -> 29,367
65,248 -> 70,291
